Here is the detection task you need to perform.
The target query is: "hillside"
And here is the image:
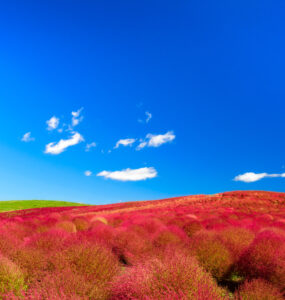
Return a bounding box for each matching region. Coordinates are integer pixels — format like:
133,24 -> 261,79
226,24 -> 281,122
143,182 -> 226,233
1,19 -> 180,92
0,191 -> 284,299
0,200 -> 87,212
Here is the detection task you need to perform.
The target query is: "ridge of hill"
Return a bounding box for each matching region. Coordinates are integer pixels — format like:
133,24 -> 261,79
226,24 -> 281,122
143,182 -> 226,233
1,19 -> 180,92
1,190 -> 284,218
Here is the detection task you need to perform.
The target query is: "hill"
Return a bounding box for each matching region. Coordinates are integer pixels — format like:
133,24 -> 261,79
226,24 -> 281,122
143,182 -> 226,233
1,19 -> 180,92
0,190 -> 284,299
0,200 -> 87,212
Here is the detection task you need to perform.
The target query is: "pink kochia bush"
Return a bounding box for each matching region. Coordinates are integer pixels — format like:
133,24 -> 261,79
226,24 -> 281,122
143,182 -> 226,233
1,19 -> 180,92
234,279 -> 284,300
51,242 -> 119,299
217,227 -> 255,261
112,227 -> 153,265
111,248 -> 228,300
190,230 -> 233,280
0,255 -> 26,296
237,229 -> 285,290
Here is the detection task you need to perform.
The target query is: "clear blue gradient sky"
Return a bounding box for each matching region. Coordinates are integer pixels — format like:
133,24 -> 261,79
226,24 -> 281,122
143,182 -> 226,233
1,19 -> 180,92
0,1 -> 284,204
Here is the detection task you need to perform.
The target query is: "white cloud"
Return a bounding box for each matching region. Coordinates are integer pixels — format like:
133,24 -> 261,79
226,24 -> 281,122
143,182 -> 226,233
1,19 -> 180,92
138,111 -> 152,124
136,140 -> 147,150
234,172 -> 285,183
71,107 -> 84,127
85,142 -> 96,152
137,131 -> 175,150
146,111 -> 152,123
46,116 -> 59,131
21,132 -> 35,142
44,132 -> 84,155
97,167 -> 157,181
84,170 -> 92,176
114,138 -> 136,149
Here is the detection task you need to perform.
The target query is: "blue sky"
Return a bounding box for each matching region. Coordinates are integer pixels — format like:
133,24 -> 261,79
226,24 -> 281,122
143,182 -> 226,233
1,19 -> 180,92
0,1 -> 284,204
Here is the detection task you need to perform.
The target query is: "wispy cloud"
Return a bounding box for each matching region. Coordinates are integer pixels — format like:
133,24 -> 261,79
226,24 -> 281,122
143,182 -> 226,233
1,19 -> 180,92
146,111 -> 152,123
46,116 -> 59,131
85,142 -> 96,152
97,167 -> 157,181
44,132 -> 84,155
138,111 -> 152,123
137,131 -> 175,150
21,132 -> 35,142
234,172 -> 285,183
114,138 -> 136,149
71,107 -> 84,127
84,170 -> 92,176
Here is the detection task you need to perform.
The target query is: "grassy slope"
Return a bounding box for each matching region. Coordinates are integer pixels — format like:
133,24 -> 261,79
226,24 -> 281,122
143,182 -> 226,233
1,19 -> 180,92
0,200 -> 87,212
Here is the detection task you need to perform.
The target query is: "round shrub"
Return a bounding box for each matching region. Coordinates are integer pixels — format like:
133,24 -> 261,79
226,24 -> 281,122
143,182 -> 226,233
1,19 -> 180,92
237,229 -> 285,289
190,230 -> 233,280
111,249 -> 228,300
112,228 -> 153,265
26,229 -> 69,252
90,216 -> 108,225
26,269 -> 107,300
55,220 -> 77,233
183,220 -> 203,238
60,242 -> 120,299
152,228 -> 183,249
234,279 -> 283,300
218,227 -> 255,260
0,255 -> 26,296
73,217 -> 90,231
88,223 -> 115,247
13,248 -> 50,284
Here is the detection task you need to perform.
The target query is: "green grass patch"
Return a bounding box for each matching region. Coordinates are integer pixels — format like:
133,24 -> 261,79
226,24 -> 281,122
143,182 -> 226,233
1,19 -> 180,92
0,200 -> 88,212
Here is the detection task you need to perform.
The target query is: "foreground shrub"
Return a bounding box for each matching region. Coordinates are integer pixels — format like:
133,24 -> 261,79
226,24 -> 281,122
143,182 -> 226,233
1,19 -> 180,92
48,242 -> 120,298
190,230 -> 233,280
13,248 -> 50,284
237,230 -> 285,290
0,255 -> 26,296
25,269 -> 107,300
234,279 -> 283,300
112,228 -> 153,265
111,249 -> 228,300
218,227 -> 255,260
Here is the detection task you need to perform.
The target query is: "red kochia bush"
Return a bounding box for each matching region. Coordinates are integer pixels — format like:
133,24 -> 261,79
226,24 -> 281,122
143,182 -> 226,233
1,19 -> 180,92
217,227 -> 255,261
190,230 -> 233,280
0,255 -> 26,296
237,229 -> 285,290
0,231 -> 20,257
111,248 -> 228,300
112,227 -> 153,265
55,220 -> 77,233
12,247 -> 50,284
25,229 -> 69,252
23,270 -> 106,300
50,242 -> 120,299
182,220 -> 203,238
73,217 -> 90,231
152,228 -> 184,250
234,279 -> 284,300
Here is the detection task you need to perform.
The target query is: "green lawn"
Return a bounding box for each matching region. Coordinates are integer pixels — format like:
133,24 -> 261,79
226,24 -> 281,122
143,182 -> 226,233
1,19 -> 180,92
0,200 -> 88,212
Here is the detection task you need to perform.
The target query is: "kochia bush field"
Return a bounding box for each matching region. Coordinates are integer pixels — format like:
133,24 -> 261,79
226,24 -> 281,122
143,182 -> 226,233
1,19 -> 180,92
0,190 -> 284,299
